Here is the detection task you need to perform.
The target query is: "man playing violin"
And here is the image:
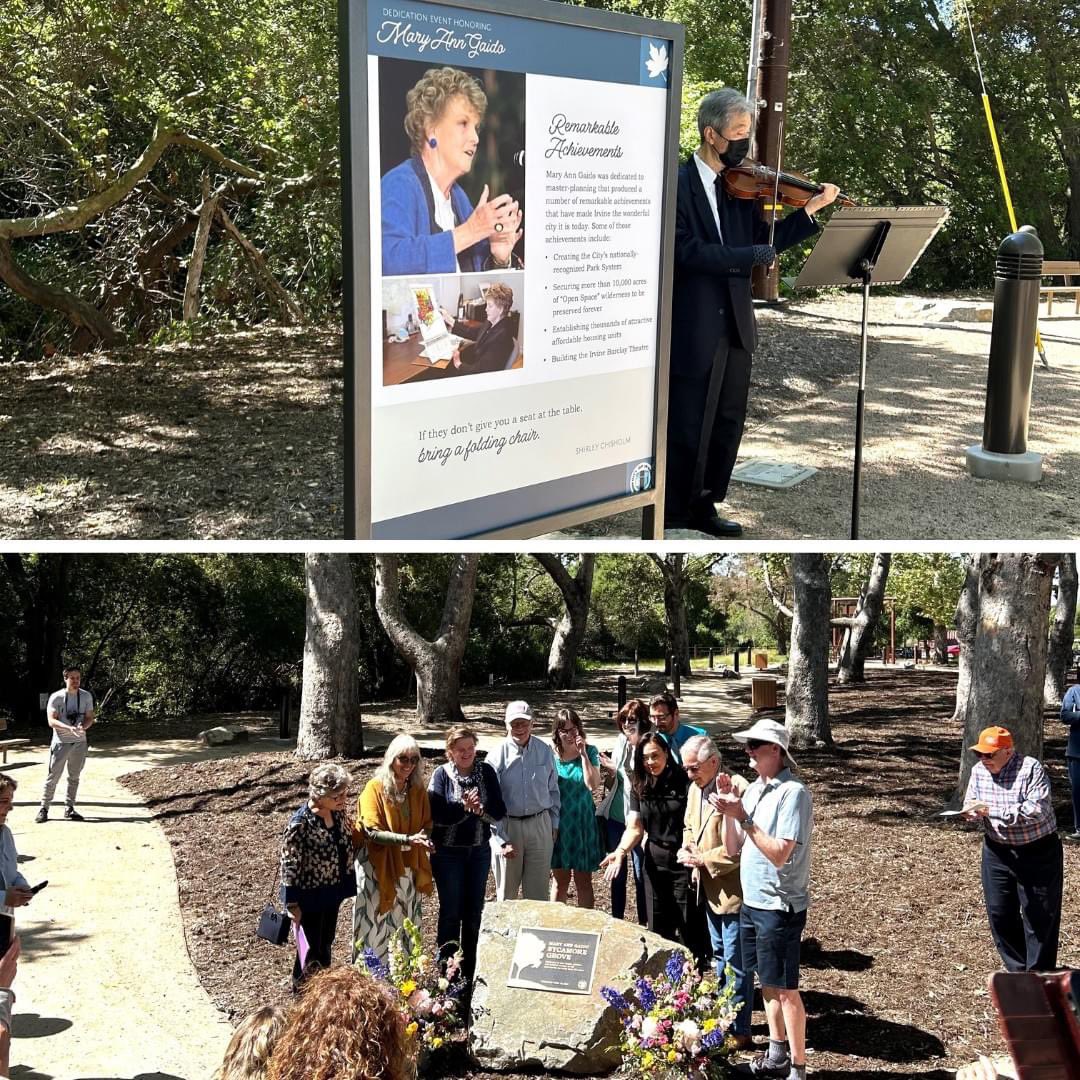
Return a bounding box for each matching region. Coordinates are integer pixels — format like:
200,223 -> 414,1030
666,89 -> 839,537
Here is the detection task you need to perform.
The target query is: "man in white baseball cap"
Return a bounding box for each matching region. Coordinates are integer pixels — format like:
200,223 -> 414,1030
489,700 -> 561,902
709,718 -> 813,1080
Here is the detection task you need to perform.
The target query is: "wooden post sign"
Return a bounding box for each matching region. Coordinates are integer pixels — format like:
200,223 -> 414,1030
340,0 -> 684,538
506,926 -> 602,995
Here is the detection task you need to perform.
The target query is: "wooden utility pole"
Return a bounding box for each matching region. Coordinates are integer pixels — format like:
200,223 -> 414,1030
751,0 -> 793,302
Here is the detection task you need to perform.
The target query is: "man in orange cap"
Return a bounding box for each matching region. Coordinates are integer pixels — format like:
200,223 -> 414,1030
962,726 -> 1062,972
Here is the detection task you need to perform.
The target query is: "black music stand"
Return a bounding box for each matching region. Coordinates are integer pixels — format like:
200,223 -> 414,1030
794,205 -> 949,539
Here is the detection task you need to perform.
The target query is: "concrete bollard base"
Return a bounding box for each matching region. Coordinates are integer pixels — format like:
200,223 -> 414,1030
965,445 -> 1043,483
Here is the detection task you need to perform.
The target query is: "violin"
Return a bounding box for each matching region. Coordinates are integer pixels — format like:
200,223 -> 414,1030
723,160 -> 858,209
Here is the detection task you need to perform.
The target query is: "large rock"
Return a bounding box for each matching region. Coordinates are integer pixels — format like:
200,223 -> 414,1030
470,900 -> 691,1074
198,724 -> 250,746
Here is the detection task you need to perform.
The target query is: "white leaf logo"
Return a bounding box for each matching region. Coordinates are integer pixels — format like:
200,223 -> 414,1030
645,43 -> 669,80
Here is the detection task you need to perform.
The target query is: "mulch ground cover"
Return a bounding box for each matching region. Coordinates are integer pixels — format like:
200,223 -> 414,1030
120,667 -> 1080,1078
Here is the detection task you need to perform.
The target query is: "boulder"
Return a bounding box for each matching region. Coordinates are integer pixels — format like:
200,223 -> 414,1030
198,724 -> 250,746
470,900 -> 691,1074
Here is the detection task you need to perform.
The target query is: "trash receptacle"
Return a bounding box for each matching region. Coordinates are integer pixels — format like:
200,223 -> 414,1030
754,651 -> 769,671
751,676 -> 777,710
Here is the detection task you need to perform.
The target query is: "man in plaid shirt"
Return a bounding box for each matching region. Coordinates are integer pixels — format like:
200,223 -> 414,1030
962,726 -> 1063,972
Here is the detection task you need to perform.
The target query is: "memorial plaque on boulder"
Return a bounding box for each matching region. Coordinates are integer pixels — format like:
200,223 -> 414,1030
507,927 -> 600,994
471,900 -> 692,1074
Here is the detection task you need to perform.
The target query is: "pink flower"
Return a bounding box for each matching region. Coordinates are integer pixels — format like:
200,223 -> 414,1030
407,988 -> 433,1015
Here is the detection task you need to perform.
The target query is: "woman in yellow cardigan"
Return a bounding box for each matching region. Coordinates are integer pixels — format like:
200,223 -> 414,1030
353,734 -> 434,963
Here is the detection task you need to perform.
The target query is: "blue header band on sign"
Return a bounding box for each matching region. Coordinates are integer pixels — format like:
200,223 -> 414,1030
367,0 -> 671,88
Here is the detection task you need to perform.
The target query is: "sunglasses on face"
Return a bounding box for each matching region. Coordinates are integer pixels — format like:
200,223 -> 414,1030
745,740 -> 770,751
396,754 -> 420,765
975,749 -> 1001,760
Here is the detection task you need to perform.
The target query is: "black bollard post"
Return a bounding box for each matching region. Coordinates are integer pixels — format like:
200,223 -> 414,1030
279,686 -> 291,739
709,648 -> 715,669
617,675 -> 627,711
745,641 -> 752,666
966,226 -> 1044,482
634,648 -> 640,676
673,662 -> 681,699
733,649 -> 740,675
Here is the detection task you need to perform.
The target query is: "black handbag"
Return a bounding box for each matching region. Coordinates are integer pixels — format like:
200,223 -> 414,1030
256,859 -> 293,945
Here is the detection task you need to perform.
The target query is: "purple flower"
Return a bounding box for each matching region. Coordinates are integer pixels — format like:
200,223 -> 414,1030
665,954 -> 684,982
635,977 -> 657,1011
702,1029 -> 726,1050
601,986 -> 630,1012
361,947 -> 390,981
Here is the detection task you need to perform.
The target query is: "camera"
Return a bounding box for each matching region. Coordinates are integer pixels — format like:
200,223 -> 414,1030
66,709 -> 82,725
459,773 -> 479,792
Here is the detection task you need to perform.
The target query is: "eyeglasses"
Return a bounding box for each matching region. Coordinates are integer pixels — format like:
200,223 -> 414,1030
650,712 -> 671,723
745,739 -> 770,751
684,763 -> 702,773
396,754 -> 420,765
975,749 -> 1002,760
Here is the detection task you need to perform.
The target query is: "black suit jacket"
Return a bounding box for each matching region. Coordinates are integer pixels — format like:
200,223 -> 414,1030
671,159 -> 819,375
451,315 -> 517,374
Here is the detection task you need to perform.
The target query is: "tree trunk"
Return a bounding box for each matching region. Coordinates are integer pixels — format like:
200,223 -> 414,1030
216,206 -> 304,324
786,554 -> 832,748
932,623 -> 949,664
837,553 -> 892,685
535,554 -> 595,690
297,554 -> 363,760
0,238 -> 124,346
1045,554 -> 1078,706
953,554 -> 1058,800
182,175 -> 216,320
774,613 -> 790,657
374,555 -> 479,725
650,555 -> 693,680
952,556 -> 980,722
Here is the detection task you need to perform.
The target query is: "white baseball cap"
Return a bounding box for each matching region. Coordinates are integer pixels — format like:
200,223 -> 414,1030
505,700 -> 533,725
732,717 -> 797,768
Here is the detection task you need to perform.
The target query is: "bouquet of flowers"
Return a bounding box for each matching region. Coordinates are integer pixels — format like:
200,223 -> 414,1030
358,920 -> 467,1053
600,954 -> 739,1079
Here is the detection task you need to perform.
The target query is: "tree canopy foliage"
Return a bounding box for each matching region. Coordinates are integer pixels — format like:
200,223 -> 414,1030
2,0 -> 1073,358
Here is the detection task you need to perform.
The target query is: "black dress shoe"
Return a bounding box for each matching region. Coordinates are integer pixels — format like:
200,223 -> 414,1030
691,514 -> 743,538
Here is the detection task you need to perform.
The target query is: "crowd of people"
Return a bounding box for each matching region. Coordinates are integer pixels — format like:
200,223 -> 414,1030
277,694 -> 815,1079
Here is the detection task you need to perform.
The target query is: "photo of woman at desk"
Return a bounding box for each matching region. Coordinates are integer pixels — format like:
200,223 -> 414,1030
382,275 -> 523,386
380,64 -> 524,276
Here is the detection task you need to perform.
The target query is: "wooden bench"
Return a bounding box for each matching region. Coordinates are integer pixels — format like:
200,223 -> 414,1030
1041,260 -> 1080,315
0,739 -> 31,764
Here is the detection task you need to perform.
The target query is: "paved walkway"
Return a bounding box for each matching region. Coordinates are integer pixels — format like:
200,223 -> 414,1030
6,738 -> 251,1080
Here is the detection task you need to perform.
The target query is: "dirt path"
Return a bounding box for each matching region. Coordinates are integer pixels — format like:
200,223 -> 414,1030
8,738 -> 252,1079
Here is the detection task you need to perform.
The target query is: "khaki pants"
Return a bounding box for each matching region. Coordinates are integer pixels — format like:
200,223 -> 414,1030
41,739 -> 88,808
493,812 -> 554,901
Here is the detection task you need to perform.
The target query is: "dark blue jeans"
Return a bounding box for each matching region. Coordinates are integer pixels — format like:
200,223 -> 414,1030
431,843 -> 492,983
1068,756 -> 1080,832
981,833 -> 1063,971
707,908 -> 751,1036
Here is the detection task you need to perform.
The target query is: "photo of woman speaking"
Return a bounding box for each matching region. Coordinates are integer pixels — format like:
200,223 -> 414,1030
381,64 -> 524,276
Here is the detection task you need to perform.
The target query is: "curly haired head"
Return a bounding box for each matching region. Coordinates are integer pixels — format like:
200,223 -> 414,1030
485,282 -> 513,318
215,1006 -> 287,1080
266,967 -> 413,1080
404,67 -> 487,153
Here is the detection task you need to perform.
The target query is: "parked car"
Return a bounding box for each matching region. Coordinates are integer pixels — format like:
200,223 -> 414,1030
947,644 -> 960,659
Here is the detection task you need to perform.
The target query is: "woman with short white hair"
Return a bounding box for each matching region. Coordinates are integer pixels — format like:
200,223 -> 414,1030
353,735 -> 434,963
280,763 -> 362,991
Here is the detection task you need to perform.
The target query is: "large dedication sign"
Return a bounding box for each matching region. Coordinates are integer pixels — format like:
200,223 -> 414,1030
507,927 -> 601,994
341,0 -> 684,538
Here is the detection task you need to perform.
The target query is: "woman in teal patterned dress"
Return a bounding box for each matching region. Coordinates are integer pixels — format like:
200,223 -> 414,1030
550,707 -> 605,907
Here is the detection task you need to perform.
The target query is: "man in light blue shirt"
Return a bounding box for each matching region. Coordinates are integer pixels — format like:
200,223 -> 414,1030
1061,682 -> 1080,840
649,691 -> 706,765
489,701 -> 560,901
712,718 -> 813,1080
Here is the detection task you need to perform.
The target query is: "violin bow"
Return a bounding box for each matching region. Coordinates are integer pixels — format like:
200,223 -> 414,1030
767,115 -> 785,250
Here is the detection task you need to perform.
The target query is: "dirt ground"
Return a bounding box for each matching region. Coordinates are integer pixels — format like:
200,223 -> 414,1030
0,325 -> 342,539
120,667 -> 1080,1078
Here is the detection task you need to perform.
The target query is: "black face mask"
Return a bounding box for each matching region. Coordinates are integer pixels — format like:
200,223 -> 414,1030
719,137 -> 750,168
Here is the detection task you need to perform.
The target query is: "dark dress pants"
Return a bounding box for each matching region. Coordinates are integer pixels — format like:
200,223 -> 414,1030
643,841 -> 693,947
981,832 -> 1063,971
431,843 -> 492,984
1068,756 -> 1080,832
666,333 -> 753,523
292,903 -> 341,989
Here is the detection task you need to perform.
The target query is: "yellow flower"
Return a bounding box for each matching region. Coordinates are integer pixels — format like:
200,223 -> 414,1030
642,1052 -> 654,1068
405,1021 -> 419,1036
401,979 -> 417,996
667,1050 -> 677,1062
431,1037 -> 443,1049
703,1018 -> 717,1033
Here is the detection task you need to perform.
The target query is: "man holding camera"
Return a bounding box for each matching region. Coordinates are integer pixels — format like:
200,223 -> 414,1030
36,665 -> 94,823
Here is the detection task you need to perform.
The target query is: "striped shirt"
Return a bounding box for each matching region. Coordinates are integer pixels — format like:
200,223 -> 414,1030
964,753 -> 1056,846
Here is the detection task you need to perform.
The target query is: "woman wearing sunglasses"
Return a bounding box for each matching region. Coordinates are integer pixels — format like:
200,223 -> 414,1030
354,735 -> 434,964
